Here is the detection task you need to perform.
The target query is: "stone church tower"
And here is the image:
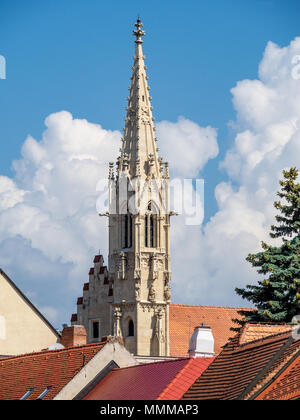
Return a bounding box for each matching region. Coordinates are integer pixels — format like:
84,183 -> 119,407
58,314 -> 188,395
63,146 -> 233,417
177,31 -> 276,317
72,19 -> 172,357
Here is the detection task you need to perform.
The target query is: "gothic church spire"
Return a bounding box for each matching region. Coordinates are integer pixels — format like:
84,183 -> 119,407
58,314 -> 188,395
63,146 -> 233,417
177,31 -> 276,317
119,18 -> 162,180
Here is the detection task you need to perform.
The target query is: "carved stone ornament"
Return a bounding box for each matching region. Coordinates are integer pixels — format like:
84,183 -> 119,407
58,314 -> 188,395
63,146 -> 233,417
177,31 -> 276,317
164,284 -> 171,302
113,307 -> 123,338
148,283 -> 156,302
118,252 -> 127,281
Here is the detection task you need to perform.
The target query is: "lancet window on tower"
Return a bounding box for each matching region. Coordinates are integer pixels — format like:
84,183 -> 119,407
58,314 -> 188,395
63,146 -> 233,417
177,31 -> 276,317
145,201 -> 157,248
122,213 -> 133,249
128,319 -> 134,337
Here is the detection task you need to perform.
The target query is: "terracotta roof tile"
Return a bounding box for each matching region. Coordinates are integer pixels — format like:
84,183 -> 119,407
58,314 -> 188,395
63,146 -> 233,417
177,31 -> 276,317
169,304 -> 250,356
83,283 -> 89,291
255,352 -> 300,400
88,268 -> 94,275
239,324 -> 293,345
93,255 -> 102,263
182,325 -> 299,400
84,357 -> 212,400
77,297 -> 83,305
157,357 -> 213,400
0,341 -> 107,400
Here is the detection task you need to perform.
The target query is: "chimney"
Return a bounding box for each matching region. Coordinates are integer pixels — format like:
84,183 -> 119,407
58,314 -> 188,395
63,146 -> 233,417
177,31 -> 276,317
60,325 -> 87,348
188,324 -> 214,358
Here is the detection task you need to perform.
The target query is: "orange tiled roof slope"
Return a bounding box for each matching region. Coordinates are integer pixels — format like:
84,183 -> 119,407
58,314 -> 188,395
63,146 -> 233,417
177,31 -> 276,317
240,323 -> 293,344
255,351 -> 300,400
0,341 -> 107,400
84,357 -> 213,400
169,304 -> 251,356
182,324 -> 300,400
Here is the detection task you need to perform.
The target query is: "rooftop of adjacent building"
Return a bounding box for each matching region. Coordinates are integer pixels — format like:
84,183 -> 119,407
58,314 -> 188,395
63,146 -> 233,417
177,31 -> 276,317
83,356 -> 214,401
169,303 -> 251,356
182,323 -> 299,400
0,338 -> 108,400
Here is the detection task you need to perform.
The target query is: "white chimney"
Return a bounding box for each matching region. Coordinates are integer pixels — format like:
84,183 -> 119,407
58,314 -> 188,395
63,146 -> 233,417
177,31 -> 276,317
188,324 -> 214,358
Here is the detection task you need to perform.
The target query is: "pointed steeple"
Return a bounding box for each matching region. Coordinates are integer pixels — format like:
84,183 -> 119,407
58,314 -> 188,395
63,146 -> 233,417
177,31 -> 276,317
74,19 -> 171,358
119,18 -> 162,180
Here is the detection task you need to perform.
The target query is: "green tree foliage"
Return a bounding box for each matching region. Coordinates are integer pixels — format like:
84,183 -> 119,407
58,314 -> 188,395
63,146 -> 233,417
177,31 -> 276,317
235,168 -> 300,324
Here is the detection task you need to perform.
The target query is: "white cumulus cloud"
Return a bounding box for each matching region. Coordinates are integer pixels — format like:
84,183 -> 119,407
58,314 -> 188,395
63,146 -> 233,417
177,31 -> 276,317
156,117 -> 219,177
170,37 -> 300,308
1,37 -> 300,325
0,111 -> 217,325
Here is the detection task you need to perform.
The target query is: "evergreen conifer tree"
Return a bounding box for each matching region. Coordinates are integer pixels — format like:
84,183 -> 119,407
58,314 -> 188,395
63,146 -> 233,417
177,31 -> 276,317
235,167 -> 300,324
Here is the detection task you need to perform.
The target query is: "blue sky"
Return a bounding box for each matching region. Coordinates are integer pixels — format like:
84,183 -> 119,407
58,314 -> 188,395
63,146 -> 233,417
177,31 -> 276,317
1,0 -> 299,218
0,0 -> 300,327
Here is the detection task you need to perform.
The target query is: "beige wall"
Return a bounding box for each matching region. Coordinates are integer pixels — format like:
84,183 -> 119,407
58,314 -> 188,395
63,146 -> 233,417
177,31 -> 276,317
0,271 -> 59,356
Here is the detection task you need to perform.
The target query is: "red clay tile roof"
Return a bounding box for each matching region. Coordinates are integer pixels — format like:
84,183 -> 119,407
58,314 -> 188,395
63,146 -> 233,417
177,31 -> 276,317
0,341 -> 107,400
157,357 -> 214,400
240,323 -> 293,345
77,297 -> 83,305
93,255 -> 102,263
169,304 -> 250,356
255,352 -> 300,400
182,325 -> 300,400
88,268 -> 94,275
84,357 -> 213,401
83,282 -> 89,291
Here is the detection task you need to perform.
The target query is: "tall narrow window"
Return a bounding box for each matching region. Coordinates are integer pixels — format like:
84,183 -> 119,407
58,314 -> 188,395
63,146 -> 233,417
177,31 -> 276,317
128,319 -> 134,337
122,213 -> 133,249
150,214 -> 154,248
145,214 -> 148,247
124,214 -> 128,248
129,214 -> 133,247
145,202 -> 157,248
92,321 -> 99,340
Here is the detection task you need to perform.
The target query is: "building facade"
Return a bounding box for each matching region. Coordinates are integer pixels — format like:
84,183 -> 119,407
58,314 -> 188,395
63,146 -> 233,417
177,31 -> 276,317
73,19 -> 172,356
0,269 -> 59,356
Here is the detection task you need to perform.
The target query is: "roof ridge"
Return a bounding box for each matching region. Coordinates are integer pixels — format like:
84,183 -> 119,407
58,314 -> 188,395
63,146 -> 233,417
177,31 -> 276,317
0,269 -> 60,338
170,303 -> 252,310
252,349 -> 300,400
157,358 -> 193,399
0,340 -> 107,362
157,357 -> 214,400
237,334 -> 296,400
245,322 -> 292,326
110,357 -> 190,372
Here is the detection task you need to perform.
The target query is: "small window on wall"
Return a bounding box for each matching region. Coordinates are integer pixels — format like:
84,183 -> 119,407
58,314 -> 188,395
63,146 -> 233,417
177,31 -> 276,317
128,319 -> 134,337
92,321 -> 99,340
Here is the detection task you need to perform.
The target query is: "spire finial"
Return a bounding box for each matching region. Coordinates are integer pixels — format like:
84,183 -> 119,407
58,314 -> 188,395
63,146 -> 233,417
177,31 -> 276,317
133,17 -> 145,44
